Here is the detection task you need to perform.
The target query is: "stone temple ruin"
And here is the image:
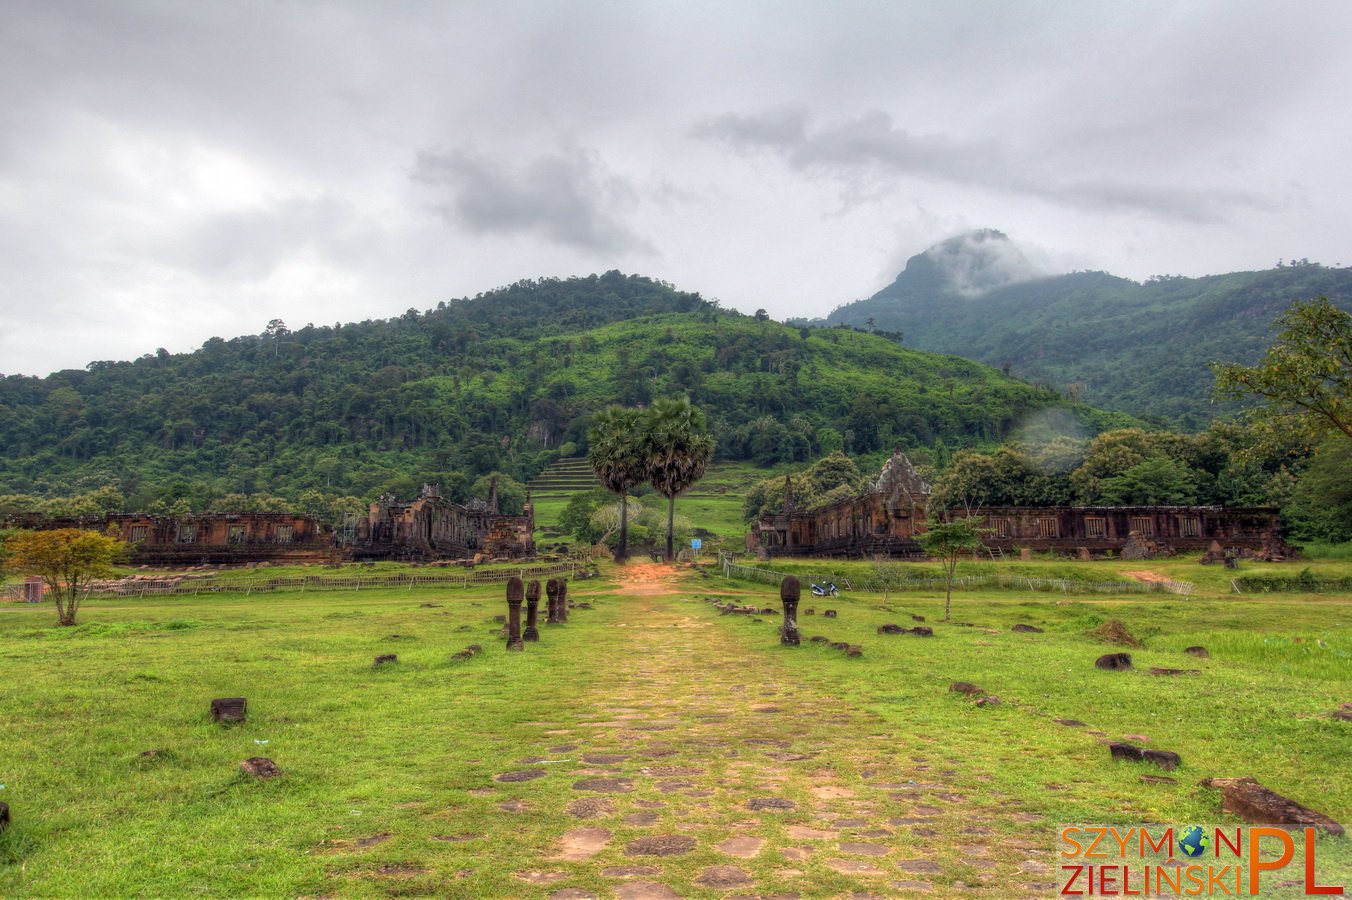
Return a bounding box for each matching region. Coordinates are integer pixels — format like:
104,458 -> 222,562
354,480 -> 534,562
4,479 -> 534,566
751,448 -> 1286,560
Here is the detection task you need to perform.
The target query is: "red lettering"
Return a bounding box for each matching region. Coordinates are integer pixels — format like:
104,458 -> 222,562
1305,828 -> 1346,895
1099,865 -> 1118,894
1215,828 -> 1243,858
1061,864 -> 1085,895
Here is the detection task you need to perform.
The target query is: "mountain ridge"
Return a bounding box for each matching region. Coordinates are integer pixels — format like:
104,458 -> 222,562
827,233 -> 1352,426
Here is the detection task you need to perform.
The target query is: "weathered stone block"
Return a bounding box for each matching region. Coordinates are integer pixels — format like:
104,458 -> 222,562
241,757 -> 281,778
1095,653 -> 1133,670
211,697 -> 246,724
1199,777 -> 1344,836
373,654 -> 397,666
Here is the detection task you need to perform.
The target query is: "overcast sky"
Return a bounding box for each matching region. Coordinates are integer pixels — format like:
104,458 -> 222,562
3,1 -> 1351,376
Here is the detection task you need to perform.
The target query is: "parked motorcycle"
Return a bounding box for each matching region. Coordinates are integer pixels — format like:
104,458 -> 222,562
810,581 -> 839,597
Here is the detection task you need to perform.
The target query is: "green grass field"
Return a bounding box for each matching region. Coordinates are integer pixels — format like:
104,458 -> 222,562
1,557 -> 1348,897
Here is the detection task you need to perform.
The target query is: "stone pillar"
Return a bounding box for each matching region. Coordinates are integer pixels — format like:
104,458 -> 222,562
523,580 -> 541,641
557,579 -> 570,623
780,576 -> 800,646
546,578 -> 560,624
506,576 -> 525,651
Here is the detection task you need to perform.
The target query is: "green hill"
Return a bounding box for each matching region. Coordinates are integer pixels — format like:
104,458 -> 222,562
827,232 -> 1352,428
0,271 -> 1134,514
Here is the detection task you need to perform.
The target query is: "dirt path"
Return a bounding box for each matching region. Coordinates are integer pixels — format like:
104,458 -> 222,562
482,567 -> 1057,898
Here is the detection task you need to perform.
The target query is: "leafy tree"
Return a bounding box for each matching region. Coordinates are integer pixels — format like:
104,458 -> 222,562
1283,438 -> 1352,542
8,528 -> 127,626
471,472 -> 527,515
587,406 -> 649,562
642,397 -> 714,562
1097,456 -> 1198,505
1213,296 -> 1352,445
918,517 -> 986,622
559,488 -> 611,546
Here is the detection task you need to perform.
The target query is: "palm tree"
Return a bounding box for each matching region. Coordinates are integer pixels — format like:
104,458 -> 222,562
643,397 -> 715,562
587,406 -> 648,563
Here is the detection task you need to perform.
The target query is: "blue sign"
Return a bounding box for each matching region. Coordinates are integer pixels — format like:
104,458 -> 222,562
691,538 -> 702,550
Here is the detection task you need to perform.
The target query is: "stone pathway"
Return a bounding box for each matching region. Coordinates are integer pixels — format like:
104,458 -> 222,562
481,565 -> 1059,898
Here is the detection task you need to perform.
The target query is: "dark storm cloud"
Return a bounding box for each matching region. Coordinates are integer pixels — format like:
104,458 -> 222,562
412,147 -> 652,255
695,107 -> 1266,222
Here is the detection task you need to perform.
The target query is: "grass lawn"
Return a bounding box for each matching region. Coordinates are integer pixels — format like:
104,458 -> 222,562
0,558 -> 1348,897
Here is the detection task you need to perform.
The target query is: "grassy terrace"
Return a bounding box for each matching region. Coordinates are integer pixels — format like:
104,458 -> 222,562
0,555 -> 1347,897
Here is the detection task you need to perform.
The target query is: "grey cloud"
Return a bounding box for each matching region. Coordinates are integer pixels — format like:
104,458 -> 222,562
168,194 -> 371,283
412,147 -> 652,255
695,107 -> 1264,222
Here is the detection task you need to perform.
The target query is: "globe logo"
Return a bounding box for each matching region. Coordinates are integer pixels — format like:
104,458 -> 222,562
1178,825 -> 1210,858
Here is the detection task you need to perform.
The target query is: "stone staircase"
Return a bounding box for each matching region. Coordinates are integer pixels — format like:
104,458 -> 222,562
529,457 -> 600,499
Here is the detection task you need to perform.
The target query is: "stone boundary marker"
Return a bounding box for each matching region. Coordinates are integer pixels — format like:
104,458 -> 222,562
779,576 -> 800,646
506,577 -> 525,651
524,580 -> 541,642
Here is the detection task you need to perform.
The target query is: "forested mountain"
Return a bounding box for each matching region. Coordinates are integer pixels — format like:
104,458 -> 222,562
826,231 -> 1352,428
0,271 -> 1131,515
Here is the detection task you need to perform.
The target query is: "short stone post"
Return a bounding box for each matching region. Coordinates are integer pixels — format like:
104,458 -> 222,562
523,580 -> 541,642
780,576 -> 801,646
506,576 -> 525,651
546,578 -> 561,624
557,579 -> 570,622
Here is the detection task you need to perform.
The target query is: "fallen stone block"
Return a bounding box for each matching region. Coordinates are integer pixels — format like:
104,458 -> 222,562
1199,777 -> 1344,836
1095,653 -> 1133,671
844,646 -> 863,657
950,682 -> 984,695
1012,624 -> 1044,633
909,626 -> 934,637
1183,646 -> 1210,658
823,610 -> 837,618
241,757 -> 281,779
877,624 -> 907,634
911,614 -> 926,622
211,697 -> 246,724
1109,743 -> 1180,771
1149,667 -> 1201,676
373,654 -> 398,666
975,696 -> 1001,707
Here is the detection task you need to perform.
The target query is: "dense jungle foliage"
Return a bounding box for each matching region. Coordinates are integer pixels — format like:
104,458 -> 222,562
0,272 -> 1126,520
828,243 -> 1352,429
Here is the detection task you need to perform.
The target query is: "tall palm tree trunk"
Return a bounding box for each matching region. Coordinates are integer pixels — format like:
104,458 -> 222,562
666,494 -> 675,562
617,490 -> 629,563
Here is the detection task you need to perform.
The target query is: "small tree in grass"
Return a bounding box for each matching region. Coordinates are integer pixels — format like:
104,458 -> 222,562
917,516 -> 986,622
8,528 -> 127,626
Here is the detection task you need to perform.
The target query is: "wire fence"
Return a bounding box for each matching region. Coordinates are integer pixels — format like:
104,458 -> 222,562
2,561 -> 581,602
718,556 -> 1193,596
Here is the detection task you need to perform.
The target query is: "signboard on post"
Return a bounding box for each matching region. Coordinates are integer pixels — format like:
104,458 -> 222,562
691,537 -> 702,560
